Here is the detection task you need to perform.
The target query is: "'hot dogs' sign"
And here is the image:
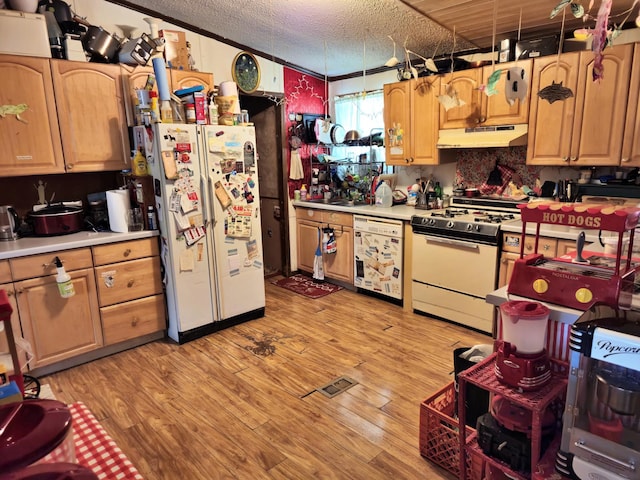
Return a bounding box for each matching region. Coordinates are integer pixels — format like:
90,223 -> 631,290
518,202 -> 640,232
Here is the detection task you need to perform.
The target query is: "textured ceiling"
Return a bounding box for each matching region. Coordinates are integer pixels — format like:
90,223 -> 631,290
119,0 -> 474,77
117,0 -> 639,78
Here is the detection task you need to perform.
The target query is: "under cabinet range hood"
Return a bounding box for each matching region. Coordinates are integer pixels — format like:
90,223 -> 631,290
437,124 -> 528,149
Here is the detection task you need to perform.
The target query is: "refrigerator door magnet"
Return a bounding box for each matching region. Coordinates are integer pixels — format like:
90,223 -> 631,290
214,181 -> 232,209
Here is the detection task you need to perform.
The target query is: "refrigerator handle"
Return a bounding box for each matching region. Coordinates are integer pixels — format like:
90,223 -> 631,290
200,174 -> 209,225
208,175 -> 216,224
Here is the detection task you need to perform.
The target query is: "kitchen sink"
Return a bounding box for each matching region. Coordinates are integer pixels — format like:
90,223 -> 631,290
303,199 -> 368,207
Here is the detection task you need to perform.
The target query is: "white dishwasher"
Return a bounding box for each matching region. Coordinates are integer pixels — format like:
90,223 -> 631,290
353,215 -> 404,300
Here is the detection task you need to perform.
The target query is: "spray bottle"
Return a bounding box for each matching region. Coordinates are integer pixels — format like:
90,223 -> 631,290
54,257 -> 75,298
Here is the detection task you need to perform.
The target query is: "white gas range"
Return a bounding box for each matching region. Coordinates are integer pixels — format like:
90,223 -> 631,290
410,196 -> 527,334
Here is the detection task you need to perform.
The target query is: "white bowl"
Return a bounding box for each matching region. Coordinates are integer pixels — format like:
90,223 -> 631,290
8,0 -> 39,12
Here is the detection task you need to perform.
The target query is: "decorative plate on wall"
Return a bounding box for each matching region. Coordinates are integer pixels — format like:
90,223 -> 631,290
232,51 -> 261,93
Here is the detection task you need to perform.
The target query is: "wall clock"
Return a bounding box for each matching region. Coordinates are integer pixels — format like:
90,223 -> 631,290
232,51 -> 261,94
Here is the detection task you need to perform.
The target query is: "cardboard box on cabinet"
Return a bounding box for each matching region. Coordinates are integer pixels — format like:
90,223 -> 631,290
160,29 -> 189,70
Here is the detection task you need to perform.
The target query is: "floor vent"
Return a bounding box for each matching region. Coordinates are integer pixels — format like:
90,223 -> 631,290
316,376 -> 358,398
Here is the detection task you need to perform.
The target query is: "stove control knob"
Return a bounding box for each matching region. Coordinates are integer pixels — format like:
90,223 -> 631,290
428,218 -> 436,226
475,224 -> 481,232
466,224 -> 473,231
447,221 -> 454,228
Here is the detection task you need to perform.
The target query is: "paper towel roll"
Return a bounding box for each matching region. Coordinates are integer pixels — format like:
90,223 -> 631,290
106,190 -> 130,233
219,81 -> 238,97
152,57 -> 171,101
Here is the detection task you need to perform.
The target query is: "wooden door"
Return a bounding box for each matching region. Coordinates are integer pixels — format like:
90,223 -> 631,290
622,45 -> 640,166
384,81 -> 412,165
323,225 -> 353,284
498,251 -> 519,288
296,219 -> 320,274
0,283 -> 26,370
570,44 -> 632,166
439,68 -> 482,129
51,60 -> 130,172
411,76 -> 440,165
482,59 -> 532,126
170,70 -> 214,93
526,52 -> 580,165
16,268 -> 102,369
0,55 -> 65,176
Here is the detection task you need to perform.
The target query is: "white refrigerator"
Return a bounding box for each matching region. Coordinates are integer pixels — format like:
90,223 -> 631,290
134,124 -> 265,343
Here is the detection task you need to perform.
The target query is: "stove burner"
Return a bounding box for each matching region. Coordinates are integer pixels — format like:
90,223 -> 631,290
430,209 -> 468,218
473,213 -> 516,224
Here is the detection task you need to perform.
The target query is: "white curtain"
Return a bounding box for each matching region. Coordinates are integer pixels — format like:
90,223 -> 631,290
333,90 -> 384,137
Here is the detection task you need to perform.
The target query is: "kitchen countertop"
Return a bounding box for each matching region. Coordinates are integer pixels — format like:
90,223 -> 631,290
500,219 -> 611,244
0,230 -> 159,260
293,200 -> 430,222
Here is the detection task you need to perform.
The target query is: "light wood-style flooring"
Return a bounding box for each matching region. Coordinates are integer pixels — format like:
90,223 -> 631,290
45,277 -> 490,479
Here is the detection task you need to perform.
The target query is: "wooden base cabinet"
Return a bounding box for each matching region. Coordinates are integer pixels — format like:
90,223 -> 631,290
296,208 -> 354,284
93,238 -> 165,346
15,268 -> 102,370
0,238 -> 165,373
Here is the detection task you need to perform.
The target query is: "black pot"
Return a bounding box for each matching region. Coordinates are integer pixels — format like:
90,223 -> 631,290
29,205 -> 84,236
82,25 -> 121,62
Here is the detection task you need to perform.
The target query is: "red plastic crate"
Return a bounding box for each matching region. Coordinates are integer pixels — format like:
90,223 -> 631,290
420,382 -> 485,479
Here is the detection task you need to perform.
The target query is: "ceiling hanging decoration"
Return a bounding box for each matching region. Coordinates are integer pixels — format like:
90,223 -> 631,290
384,36 -> 399,67
437,26 -> 467,111
479,0 -> 502,97
538,7 -> 574,103
505,7 -> 529,106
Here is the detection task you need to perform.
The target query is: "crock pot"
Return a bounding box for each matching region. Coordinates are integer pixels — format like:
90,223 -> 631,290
29,205 -> 84,236
0,400 -> 75,473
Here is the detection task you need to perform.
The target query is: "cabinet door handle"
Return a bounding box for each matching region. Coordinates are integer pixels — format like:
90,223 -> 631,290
123,248 -> 131,257
127,279 -> 135,288
622,157 -> 630,163
15,288 -> 24,295
562,156 -> 569,163
66,164 -> 74,170
5,289 -> 14,297
570,156 -> 577,162
131,317 -> 139,327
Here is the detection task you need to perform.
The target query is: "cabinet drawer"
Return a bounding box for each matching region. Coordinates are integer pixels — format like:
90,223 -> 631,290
0,261 -> 10,283
92,238 -> 159,266
322,211 -> 352,226
95,257 -> 162,307
100,294 -> 165,345
502,234 -> 557,256
296,208 -> 322,221
10,248 -> 92,281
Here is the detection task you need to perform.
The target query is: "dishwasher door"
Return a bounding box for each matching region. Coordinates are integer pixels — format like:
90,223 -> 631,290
353,215 -> 404,300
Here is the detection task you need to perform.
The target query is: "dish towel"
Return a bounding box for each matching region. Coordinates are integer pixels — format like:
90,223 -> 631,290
289,149 -> 304,180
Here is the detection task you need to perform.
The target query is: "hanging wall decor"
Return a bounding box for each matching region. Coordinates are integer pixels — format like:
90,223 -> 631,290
538,7 -> 574,103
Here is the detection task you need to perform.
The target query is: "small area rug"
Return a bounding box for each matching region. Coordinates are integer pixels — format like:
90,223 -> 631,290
272,274 -> 343,299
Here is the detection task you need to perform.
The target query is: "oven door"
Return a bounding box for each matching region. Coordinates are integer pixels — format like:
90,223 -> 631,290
412,233 -> 498,334
412,234 -> 499,296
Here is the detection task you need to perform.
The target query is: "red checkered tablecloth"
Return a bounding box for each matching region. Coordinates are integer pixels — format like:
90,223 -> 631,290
69,402 -> 143,480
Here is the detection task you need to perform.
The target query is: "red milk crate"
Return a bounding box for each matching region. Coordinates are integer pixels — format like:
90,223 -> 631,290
420,382 -> 485,479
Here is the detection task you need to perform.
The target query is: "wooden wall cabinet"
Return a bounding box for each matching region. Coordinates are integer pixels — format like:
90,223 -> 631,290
621,44 -> 640,166
439,59 -> 532,129
122,66 -> 214,126
51,60 -> 131,172
0,55 -> 65,176
384,76 -> 441,166
527,44 -> 632,166
296,208 -> 354,284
